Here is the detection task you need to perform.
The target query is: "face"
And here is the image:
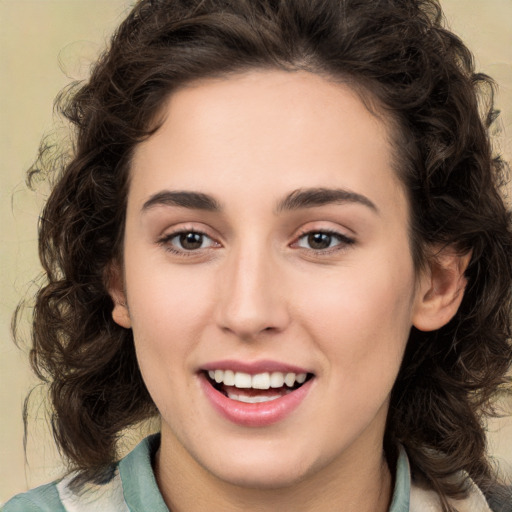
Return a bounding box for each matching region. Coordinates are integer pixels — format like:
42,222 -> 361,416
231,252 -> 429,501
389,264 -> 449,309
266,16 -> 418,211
113,70 -> 428,489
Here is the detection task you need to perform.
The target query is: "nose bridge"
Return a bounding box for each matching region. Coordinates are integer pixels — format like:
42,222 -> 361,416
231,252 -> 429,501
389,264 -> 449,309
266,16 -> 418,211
216,238 -> 289,338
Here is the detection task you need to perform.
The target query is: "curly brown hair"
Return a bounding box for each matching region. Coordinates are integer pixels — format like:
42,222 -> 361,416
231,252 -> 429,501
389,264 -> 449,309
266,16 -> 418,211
20,0 -> 512,509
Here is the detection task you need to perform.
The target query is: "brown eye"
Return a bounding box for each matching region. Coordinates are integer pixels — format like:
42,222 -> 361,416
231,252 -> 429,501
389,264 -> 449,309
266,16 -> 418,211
179,232 -> 204,250
307,233 -> 333,250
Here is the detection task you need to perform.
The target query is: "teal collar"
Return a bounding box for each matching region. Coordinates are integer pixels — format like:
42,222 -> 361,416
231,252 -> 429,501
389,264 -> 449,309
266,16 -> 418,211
119,434 -> 169,511
389,445 -> 411,512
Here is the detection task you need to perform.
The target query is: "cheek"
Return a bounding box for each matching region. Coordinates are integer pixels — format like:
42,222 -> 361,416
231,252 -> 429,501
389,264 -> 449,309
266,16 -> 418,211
125,249 -> 214,331
122,255 -> 217,394
296,254 -> 416,372
125,268 -> 209,419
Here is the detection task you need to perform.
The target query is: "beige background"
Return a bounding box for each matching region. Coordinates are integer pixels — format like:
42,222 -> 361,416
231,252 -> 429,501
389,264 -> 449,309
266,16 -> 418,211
1,0 -> 511,503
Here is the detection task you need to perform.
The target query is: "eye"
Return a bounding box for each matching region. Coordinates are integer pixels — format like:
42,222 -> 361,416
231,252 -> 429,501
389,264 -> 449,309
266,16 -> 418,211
160,230 -> 219,252
295,231 -> 354,251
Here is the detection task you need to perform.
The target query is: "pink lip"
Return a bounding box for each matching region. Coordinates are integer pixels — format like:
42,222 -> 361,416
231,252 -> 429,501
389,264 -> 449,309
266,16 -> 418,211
199,372 -> 314,427
200,359 -> 310,375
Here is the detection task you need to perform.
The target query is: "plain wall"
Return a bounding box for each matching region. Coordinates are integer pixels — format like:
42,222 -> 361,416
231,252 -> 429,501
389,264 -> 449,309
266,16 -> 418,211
1,0 -> 511,503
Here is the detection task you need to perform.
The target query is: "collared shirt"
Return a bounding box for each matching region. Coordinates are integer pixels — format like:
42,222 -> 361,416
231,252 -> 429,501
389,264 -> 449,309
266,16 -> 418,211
2,434 -> 493,511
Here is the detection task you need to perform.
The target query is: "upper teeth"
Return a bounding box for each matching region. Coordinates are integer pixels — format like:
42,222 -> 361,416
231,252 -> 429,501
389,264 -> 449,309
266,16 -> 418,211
207,370 -> 307,389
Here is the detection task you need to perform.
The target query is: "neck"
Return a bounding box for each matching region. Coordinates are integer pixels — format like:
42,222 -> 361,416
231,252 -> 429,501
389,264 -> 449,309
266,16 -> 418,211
154,428 -> 393,512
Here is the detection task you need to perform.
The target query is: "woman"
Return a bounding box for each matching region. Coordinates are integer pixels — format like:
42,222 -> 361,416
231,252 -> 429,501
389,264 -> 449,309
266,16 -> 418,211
4,0 -> 512,511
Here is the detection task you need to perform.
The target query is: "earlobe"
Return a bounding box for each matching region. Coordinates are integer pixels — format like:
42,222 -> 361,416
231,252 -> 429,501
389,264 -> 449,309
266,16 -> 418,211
412,248 -> 471,332
112,299 -> 132,329
105,263 -> 132,329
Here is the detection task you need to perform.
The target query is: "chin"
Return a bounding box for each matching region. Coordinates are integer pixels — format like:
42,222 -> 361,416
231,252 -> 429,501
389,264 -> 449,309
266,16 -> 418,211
195,441 -> 324,491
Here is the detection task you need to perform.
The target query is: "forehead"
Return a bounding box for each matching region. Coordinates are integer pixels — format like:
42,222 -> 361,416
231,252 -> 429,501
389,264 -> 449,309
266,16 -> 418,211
129,70 -> 406,218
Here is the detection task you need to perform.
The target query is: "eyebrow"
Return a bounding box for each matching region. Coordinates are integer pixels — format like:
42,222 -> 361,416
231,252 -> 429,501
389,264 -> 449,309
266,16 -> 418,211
141,187 -> 378,214
142,191 -> 221,212
276,187 -> 378,214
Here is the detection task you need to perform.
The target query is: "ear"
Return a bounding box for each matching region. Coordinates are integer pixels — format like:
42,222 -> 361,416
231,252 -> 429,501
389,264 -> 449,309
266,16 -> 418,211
412,247 -> 471,332
105,262 -> 132,329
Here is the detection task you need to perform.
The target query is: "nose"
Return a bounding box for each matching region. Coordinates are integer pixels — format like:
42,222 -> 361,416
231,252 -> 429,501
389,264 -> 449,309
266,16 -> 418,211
215,246 -> 290,340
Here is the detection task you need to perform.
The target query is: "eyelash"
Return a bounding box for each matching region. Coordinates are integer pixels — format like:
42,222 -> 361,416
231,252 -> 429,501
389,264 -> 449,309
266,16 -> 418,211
157,228 -> 355,256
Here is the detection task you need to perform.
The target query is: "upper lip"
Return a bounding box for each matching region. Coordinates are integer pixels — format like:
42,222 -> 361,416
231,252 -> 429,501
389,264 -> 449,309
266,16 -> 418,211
200,359 -> 312,375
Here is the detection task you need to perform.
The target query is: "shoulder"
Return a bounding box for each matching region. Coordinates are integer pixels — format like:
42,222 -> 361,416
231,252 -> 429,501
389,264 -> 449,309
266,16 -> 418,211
2,435 -> 162,512
2,467 -> 128,512
410,478 -> 511,512
485,484 -> 512,512
2,482 -> 65,512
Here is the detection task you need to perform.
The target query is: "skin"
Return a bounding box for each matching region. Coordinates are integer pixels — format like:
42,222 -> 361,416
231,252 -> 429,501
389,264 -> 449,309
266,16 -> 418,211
110,70 -> 468,512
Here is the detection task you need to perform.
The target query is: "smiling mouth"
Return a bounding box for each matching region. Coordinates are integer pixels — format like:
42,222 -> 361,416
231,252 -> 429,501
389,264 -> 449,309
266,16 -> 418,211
205,370 -> 314,404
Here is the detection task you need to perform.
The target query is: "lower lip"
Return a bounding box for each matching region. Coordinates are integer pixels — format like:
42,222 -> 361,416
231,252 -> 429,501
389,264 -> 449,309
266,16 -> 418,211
199,373 -> 314,427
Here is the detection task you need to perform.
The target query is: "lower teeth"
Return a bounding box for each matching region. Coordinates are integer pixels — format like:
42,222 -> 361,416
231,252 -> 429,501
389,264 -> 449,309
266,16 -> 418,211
226,392 -> 289,403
